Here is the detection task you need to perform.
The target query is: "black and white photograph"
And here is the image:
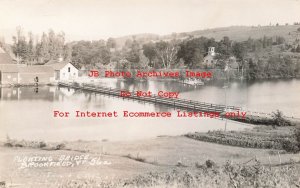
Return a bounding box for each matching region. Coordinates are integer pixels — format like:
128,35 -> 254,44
1,0 -> 300,187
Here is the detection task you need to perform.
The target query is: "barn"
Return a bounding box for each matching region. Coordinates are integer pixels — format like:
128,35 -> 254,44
0,47 -> 56,85
18,66 -> 55,84
0,64 -> 19,85
0,48 -> 19,85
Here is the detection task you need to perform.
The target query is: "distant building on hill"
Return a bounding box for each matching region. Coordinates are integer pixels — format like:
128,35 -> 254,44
203,47 -> 217,68
201,47 -> 239,69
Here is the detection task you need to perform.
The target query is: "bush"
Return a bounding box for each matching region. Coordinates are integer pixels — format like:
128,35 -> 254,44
55,143 -> 66,150
281,139 -> 299,153
294,126 -> 300,152
4,143 -> 13,147
205,160 -> 216,168
272,110 -> 293,127
39,141 -> 47,148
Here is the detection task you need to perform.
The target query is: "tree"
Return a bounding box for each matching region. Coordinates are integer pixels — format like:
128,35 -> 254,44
48,29 -> 65,59
71,40 -> 111,67
191,48 -> 203,68
247,58 -> 259,80
296,45 -> 300,53
177,37 -> 207,68
27,32 -> 35,64
271,110 -> 292,127
142,42 -> 156,67
36,32 -> 50,63
106,38 -> 116,49
12,26 -> 28,63
63,43 -> 72,61
232,42 -> 247,61
154,40 -> 179,69
125,40 -> 140,64
124,39 -> 133,50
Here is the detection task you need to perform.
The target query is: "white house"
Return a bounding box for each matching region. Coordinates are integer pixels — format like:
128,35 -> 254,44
46,60 -> 78,81
203,47 -> 217,67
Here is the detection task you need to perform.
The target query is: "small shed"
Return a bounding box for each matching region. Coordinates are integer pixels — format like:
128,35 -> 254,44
46,60 -> 78,81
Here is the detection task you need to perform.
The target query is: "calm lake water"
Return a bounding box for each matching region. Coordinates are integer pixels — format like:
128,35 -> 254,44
0,79 -> 299,141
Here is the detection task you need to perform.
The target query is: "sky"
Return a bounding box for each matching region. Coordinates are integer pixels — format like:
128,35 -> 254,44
0,0 -> 300,42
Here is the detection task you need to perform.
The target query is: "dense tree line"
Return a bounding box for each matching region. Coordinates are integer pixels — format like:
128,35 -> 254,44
71,40 -> 110,68
11,27 -> 71,64
3,27 -> 300,80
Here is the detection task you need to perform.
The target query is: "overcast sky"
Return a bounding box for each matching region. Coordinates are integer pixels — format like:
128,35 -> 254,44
0,0 -> 300,42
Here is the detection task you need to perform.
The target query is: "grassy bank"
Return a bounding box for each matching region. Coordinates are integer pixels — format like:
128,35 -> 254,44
185,126 -> 300,153
54,160 -> 300,188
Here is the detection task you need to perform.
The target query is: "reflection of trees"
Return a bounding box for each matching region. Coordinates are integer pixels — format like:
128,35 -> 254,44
53,87 -> 106,109
122,80 -> 150,92
18,86 -> 54,101
81,91 -> 106,109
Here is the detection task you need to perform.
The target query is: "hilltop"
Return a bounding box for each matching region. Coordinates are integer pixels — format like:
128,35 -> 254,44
113,25 -> 300,48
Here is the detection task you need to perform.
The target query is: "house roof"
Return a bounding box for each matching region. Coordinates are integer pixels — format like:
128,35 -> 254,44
0,64 -> 19,72
47,61 -> 70,70
18,66 -> 54,73
45,60 -> 77,71
0,50 -> 14,65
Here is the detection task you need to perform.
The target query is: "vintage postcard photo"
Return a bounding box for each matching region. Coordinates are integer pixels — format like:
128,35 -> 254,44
1,0 -> 300,187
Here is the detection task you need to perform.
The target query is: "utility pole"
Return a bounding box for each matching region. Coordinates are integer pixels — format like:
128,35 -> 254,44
223,64 -> 229,131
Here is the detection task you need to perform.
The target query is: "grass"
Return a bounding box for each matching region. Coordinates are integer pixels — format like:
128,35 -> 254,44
185,127 -> 299,152
2,125 -> 300,187
54,160 -> 300,188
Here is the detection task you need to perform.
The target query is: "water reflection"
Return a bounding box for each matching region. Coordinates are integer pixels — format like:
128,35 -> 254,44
0,79 -> 299,141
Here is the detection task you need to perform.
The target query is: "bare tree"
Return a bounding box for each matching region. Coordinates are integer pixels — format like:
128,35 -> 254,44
154,40 -> 179,69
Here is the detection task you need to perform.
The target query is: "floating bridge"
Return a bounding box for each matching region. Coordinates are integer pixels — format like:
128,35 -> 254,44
58,82 -> 242,114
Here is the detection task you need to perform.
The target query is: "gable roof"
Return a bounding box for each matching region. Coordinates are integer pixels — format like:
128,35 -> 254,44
0,64 -> 19,72
49,61 -> 70,70
18,66 -> 54,73
45,60 -> 77,71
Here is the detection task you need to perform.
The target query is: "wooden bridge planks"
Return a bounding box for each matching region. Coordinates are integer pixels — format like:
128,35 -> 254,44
58,82 -> 241,113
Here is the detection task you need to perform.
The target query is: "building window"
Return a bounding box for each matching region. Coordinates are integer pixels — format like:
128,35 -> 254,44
68,67 -> 71,72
